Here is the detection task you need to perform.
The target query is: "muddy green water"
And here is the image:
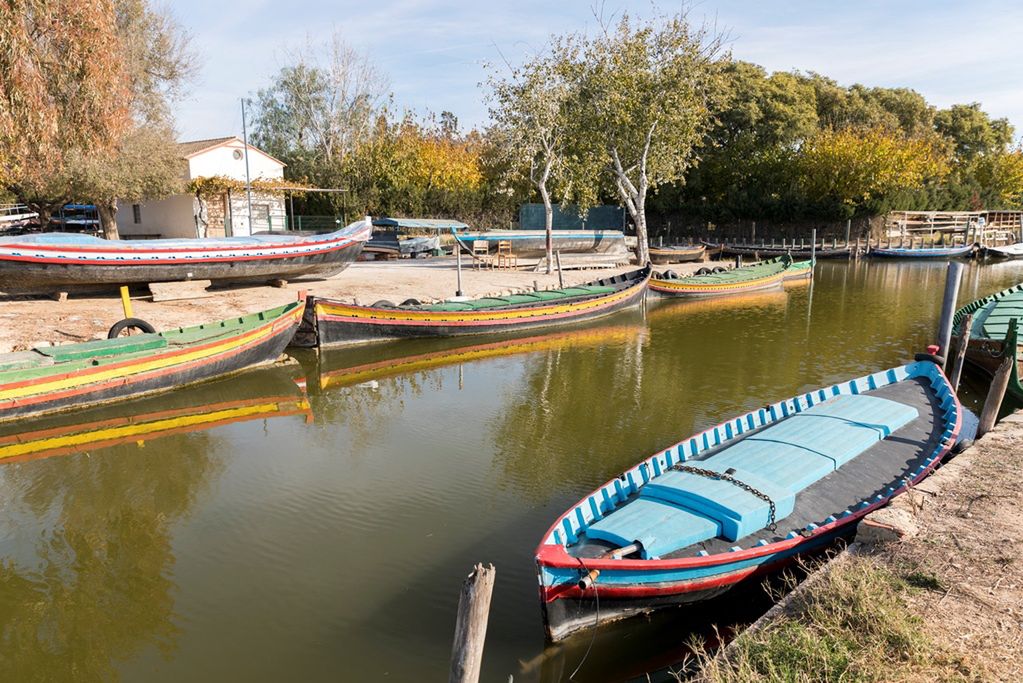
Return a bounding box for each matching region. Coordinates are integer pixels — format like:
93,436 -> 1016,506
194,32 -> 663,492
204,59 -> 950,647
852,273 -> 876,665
1,260 -> 1021,682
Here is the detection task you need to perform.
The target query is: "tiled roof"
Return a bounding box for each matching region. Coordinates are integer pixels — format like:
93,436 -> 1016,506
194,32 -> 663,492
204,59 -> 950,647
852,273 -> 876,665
176,136 -> 238,157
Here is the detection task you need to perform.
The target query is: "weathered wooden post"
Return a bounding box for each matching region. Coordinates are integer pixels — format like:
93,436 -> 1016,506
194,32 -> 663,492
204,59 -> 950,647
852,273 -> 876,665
449,563 -> 496,683
751,221 -> 756,242
935,262 -> 965,368
455,243 -> 464,297
845,218 -> 851,246
978,356 -> 1012,438
555,250 -> 564,288
811,228 -> 817,267
949,313 -> 973,393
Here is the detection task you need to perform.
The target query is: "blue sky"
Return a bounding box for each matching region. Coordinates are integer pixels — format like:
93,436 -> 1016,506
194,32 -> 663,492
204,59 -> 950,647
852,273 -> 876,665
172,0 -> 1023,142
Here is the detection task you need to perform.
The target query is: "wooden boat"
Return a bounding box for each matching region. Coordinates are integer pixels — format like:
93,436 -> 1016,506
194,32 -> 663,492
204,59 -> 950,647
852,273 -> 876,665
951,283 -> 1023,403
703,241 -> 850,259
0,367 -> 310,465
292,265 -> 651,347
535,359 -> 962,641
649,256 -> 794,298
649,245 -> 705,264
0,218 -> 371,294
457,229 -> 626,256
982,243 -> 1023,260
869,245 -> 974,259
782,259 -> 814,282
0,299 -> 305,421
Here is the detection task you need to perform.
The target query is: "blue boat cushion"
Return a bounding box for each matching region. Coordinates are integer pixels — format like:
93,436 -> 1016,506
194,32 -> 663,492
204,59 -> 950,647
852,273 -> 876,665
587,498 -> 720,559
582,394 -> 917,558
640,468 -> 795,542
706,395 -> 918,493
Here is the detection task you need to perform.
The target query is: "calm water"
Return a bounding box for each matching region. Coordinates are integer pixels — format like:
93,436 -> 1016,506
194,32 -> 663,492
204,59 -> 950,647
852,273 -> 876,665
1,259 -> 1022,681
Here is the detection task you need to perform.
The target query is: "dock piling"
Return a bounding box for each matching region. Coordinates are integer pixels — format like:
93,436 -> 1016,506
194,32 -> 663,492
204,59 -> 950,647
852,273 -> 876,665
449,563 -> 496,683
978,356 -> 1012,438
949,313 -> 973,393
935,262 -> 965,368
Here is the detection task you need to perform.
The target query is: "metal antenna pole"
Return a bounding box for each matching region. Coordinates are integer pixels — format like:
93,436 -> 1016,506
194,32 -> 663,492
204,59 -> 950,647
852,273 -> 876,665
241,98 -> 254,235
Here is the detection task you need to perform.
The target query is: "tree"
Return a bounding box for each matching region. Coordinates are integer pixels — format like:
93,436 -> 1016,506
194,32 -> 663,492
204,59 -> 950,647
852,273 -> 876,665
1,0 -> 128,208
486,39 -> 578,271
571,10 -> 727,264
934,103 -> 1013,161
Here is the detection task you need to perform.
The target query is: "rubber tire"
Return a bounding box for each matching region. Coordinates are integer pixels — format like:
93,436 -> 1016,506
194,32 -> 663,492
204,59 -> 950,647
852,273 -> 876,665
712,266 -> 727,273
696,267 -> 713,275
664,270 -> 680,280
399,298 -> 422,307
107,317 -> 156,338
371,300 -> 396,308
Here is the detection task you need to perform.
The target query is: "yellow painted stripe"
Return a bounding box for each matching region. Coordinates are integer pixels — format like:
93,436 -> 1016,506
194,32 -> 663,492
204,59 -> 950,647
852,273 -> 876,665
0,401 -> 304,460
316,287 -> 635,323
650,271 -> 784,292
0,310 -> 297,403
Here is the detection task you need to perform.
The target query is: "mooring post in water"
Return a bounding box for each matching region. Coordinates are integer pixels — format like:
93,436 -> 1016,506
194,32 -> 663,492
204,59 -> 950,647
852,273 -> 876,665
979,355 -> 1013,437
845,218 -> 851,246
936,261 -> 965,368
449,563 -> 495,683
455,244 -> 463,297
949,312 -> 973,393
811,228 -> 817,267
555,250 -> 564,288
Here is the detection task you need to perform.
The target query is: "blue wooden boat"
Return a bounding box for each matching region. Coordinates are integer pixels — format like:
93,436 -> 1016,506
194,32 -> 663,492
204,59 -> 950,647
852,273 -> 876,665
869,245 -> 975,259
535,359 -> 962,641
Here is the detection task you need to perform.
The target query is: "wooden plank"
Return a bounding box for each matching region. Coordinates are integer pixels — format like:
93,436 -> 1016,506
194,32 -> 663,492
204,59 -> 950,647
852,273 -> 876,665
148,279 -> 214,302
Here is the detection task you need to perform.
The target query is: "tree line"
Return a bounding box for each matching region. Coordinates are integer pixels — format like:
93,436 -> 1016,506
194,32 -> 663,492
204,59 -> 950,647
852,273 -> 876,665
2,5 -> 1020,247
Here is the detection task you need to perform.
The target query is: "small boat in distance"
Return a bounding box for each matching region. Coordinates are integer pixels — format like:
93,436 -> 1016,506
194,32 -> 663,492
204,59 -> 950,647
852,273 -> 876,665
869,244 -> 975,259
952,283 -> 1023,404
0,299 -> 305,421
649,244 -> 705,264
0,218 -> 371,294
649,256 -> 796,298
293,266 -> 651,347
535,359 -> 961,641
982,243 -> 1023,260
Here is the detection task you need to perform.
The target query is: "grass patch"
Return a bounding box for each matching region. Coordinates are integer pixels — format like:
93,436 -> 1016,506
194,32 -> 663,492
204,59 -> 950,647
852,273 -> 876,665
691,555 -> 976,682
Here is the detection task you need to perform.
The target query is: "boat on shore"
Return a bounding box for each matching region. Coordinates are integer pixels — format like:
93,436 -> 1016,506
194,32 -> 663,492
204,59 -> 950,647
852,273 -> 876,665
0,218 -> 371,294
951,283 -> 1023,403
869,244 -> 975,259
0,299 -> 305,421
703,241 -> 850,259
535,358 -> 962,641
649,244 -> 705,264
982,243 -> 1023,260
456,229 -> 626,256
0,367 -> 310,465
649,256 -> 795,297
292,266 -> 651,347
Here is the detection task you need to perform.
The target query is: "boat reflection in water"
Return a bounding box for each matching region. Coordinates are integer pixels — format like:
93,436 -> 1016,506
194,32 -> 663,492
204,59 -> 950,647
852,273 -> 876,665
0,366 -> 311,465
646,288 -> 789,320
302,315 -> 648,393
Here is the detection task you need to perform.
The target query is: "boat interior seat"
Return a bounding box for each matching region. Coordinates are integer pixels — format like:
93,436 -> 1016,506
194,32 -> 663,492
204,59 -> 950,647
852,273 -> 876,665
584,394 -> 917,558
34,333 -> 168,362
639,467 -> 795,542
586,497 -> 720,559
977,290 -> 1023,339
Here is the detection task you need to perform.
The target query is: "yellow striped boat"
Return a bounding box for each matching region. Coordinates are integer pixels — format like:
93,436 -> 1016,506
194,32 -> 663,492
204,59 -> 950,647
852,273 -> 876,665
649,257 -> 797,298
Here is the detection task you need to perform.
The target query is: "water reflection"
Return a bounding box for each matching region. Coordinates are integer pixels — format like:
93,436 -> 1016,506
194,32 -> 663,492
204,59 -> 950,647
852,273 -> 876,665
0,260 -> 1021,681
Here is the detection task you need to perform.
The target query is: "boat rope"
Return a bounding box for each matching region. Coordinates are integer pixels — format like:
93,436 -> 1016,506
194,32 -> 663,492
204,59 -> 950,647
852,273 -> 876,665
670,464 -> 778,532
569,556 -> 600,681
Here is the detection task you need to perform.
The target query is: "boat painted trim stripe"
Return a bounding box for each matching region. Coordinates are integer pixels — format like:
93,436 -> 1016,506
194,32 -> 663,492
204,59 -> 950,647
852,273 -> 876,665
649,271 -> 785,293
0,306 -> 302,405
314,280 -> 645,326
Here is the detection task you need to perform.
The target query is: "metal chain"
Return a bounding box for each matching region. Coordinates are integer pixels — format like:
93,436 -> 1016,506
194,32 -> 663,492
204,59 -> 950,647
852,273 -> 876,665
669,464 -> 778,531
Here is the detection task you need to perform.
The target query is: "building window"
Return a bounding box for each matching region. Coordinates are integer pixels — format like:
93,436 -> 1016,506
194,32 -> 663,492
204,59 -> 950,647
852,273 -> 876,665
132,204 -> 141,224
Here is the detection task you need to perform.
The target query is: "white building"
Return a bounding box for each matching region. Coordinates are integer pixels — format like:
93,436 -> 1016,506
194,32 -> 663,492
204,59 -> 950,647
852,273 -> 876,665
116,136 -> 288,239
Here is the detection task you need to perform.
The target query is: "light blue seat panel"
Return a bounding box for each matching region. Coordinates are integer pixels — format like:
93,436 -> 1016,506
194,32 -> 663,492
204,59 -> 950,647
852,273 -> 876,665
706,395 -> 917,493
640,467 -> 795,542
583,394 -> 917,558
587,498 -> 720,559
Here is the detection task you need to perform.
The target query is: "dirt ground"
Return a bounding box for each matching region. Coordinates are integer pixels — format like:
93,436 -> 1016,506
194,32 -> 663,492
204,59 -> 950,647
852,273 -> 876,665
881,414 -> 1023,681
0,257 -> 693,353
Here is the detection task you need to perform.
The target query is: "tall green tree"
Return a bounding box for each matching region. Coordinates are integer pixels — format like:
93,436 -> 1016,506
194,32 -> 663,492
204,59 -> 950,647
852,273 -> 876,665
486,38 -> 579,272
570,11 -> 727,264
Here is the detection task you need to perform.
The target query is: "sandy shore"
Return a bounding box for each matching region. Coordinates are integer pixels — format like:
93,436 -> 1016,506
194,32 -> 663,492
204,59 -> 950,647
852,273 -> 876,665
0,257 -> 699,353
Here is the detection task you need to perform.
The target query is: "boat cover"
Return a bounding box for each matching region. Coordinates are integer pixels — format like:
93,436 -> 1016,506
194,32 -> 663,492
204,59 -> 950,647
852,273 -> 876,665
587,394 -> 918,558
